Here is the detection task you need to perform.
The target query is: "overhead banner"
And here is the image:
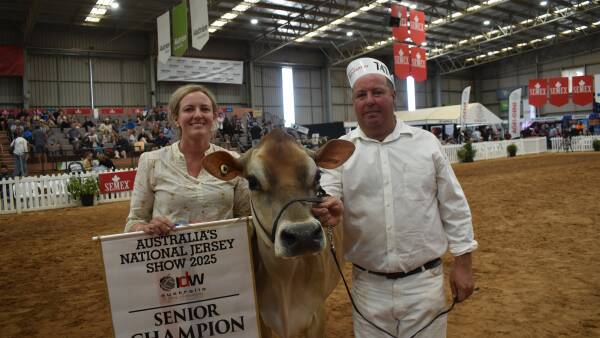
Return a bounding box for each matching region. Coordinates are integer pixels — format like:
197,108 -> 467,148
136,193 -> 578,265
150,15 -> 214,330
391,5 -> 408,42
508,88 -> 522,139
65,107 -> 92,115
460,86 -> 471,130
98,170 -> 136,194
157,11 -> 171,64
595,74 -> 600,104
528,79 -> 547,108
157,56 -> 244,84
409,10 -> 426,45
99,107 -> 125,115
548,77 -> 568,107
410,47 -> 427,82
190,0 -> 209,51
0,45 -> 24,76
393,43 -> 410,80
98,218 -> 260,338
172,1 -> 189,57
572,75 -> 594,106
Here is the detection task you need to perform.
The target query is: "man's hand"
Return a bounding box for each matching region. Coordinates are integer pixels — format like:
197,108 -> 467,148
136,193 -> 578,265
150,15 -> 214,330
131,216 -> 175,235
312,195 -> 343,227
449,253 -> 475,302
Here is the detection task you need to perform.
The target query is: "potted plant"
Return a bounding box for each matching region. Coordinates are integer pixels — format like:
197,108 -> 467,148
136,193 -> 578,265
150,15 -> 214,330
457,142 -> 476,163
67,176 -> 99,206
593,139 -> 600,152
507,144 -> 518,157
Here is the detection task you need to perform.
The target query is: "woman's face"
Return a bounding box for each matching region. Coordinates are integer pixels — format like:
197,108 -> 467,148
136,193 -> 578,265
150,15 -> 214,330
177,91 -> 216,140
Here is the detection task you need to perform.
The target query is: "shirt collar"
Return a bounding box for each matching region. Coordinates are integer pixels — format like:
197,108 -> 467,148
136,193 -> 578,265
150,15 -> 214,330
171,141 -> 216,162
349,118 -> 413,143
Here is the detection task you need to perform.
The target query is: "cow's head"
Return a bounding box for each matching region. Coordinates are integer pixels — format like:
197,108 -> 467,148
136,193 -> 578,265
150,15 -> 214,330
203,129 -> 354,258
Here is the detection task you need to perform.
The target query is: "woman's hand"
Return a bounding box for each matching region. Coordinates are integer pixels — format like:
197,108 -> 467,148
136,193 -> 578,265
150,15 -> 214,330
131,217 -> 175,236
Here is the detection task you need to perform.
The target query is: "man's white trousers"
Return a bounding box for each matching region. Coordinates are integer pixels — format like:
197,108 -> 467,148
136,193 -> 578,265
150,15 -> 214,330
351,264 -> 447,338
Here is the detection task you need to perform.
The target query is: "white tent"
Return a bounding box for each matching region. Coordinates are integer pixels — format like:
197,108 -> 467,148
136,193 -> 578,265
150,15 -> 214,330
395,103 -> 503,126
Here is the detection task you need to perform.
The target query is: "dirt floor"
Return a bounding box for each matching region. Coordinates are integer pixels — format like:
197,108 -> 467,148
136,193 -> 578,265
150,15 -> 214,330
1,152 -> 599,338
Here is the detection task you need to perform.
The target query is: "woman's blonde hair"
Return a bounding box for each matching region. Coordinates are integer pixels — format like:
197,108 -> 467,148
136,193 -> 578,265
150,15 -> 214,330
168,84 -> 218,137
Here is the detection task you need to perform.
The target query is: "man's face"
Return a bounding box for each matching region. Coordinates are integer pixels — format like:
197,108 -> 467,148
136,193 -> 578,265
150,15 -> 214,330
352,74 -> 396,141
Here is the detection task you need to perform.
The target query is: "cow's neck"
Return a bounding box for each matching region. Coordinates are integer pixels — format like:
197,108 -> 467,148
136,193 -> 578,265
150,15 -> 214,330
255,235 -> 328,338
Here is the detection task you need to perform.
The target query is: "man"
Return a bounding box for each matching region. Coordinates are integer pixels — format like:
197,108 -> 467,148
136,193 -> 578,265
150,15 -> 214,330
313,57 -> 478,338
32,125 -> 47,169
10,130 -> 29,177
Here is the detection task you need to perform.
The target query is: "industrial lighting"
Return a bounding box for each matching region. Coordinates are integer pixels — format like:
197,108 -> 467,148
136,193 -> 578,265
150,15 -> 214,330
222,13 -> 238,20
208,28 -> 217,33
483,20 -> 490,25
431,18 -> 445,25
250,18 -> 258,24
451,12 -> 463,18
592,20 -> 600,26
540,1 -> 547,6
561,29 -> 572,34
212,20 -> 227,27
85,16 -> 101,22
467,5 -> 481,12
111,2 -> 119,9
232,4 -> 250,11
421,41 -> 427,46
91,7 -> 107,15
575,25 -> 588,30
346,31 -> 354,37
544,34 -> 555,39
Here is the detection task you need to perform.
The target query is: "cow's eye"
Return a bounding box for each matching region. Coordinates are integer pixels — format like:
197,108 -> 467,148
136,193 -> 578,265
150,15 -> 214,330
247,175 -> 261,191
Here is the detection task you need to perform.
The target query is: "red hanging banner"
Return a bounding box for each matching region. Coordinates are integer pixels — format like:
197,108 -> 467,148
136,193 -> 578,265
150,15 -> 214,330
572,75 -> 594,106
409,10 -> 426,46
528,79 -> 547,108
391,5 -> 409,42
393,43 -> 411,80
548,77 -> 569,107
98,170 -> 137,194
126,107 -> 145,115
410,47 -> 427,82
0,46 -> 24,76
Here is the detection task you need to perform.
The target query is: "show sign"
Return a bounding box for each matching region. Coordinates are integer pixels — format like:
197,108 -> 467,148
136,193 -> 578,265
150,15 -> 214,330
157,56 -> 243,84
98,170 -> 137,194
98,218 -> 260,338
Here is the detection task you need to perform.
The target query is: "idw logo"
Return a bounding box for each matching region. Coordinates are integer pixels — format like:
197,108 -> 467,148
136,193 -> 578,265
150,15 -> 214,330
159,272 -> 204,291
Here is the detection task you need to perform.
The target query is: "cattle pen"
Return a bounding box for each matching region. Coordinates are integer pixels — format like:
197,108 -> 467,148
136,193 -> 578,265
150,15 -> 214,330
1,152 -> 599,338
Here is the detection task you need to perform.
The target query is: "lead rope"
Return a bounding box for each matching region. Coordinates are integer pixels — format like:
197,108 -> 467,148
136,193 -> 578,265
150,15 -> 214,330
326,225 -> 457,338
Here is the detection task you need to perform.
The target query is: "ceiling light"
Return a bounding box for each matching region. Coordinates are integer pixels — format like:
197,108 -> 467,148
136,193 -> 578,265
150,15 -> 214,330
85,16 -> 101,22
344,12 -> 359,19
466,58 -> 474,62
467,5 -> 481,12
346,31 -> 354,37
431,18 -> 445,25
561,29 -> 572,34
544,34 -> 555,39
539,1 -> 547,6
331,18 -> 345,25
483,20 -> 490,25
376,0 -> 388,3
451,12 -> 463,18
421,41 -> 427,46
459,39 -> 468,45
520,19 -> 533,25
592,21 -> 600,26
211,20 -> 227,27
517,42 -> 527,47
208,28 -> 217,33
554,7 -> 568,14
91,7 -> 107,15
487,0 -> 503,4
250,18 -> 258,24
233,4 -> 250,11
529,38 -> 541,44
575,25 -> 587,30
296,37 -> 305,43
111,2 -> 119,9
245,0 -> 260,3
222,13 -> 238,20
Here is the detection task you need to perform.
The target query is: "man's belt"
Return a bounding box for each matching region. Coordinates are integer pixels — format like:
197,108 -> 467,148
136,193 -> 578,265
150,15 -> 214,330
353,258 -> 442,279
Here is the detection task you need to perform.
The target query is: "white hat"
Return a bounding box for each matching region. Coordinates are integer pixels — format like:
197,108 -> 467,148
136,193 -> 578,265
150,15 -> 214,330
346,57 -> 395,89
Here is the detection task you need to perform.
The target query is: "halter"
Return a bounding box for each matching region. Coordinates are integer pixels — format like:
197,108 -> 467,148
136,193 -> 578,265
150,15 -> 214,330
251,196 -> 324,244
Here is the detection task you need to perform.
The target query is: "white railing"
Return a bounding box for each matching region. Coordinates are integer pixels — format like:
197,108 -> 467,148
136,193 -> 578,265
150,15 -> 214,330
0,169 -> 134,214
442,137 -> 548,164
550,135 -> 600,152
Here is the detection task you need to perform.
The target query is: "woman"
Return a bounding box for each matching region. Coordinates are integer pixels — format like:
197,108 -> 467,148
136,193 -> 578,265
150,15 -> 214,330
125,84 -> 250,234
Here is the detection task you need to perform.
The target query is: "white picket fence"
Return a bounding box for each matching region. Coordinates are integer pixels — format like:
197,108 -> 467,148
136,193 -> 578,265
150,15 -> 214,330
550,135 -> 600,152
442,137 -> 548,163
0,169 -> 134,214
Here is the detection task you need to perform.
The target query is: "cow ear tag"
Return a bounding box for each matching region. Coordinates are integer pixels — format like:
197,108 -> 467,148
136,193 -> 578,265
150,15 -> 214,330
220,164 -> 229,177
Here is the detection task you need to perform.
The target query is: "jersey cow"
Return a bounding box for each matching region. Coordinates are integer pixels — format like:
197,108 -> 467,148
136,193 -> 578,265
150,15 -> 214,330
203,129 -> 354,338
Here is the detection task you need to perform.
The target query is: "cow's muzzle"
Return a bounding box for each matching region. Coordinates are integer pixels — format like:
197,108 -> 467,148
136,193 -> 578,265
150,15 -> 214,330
277,221 -> 325,257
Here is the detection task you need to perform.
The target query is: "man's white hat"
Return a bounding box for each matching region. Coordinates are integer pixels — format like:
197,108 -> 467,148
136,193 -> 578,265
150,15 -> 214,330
346,57 -> 395,89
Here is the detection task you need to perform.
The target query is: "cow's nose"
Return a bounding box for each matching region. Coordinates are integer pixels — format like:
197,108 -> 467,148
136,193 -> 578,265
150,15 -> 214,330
279,222 -> 323,253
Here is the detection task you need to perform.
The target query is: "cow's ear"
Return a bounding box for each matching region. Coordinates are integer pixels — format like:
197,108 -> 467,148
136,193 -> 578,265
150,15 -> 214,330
202,151 -> 243,181
313,139 -> 355,169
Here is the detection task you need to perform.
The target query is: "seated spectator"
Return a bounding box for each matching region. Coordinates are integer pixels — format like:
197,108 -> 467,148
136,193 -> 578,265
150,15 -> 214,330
114,134 -> 130,159
82,152 -> 93,172
153,131 -> 170,148
97,152 -> 116,171
82,117 -> 95,132
0,164 -> 12,180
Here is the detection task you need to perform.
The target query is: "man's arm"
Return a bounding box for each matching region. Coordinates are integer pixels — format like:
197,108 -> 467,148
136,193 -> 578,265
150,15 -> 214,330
449,252 -> 474,302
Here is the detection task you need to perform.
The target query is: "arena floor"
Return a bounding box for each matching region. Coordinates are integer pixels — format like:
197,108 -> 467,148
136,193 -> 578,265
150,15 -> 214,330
1,152 -> 599,338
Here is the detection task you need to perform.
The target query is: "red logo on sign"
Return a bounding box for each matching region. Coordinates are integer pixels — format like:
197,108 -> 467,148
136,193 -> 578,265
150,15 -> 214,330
572,75 -> 593,106
98,170 -> 137,194
528,79 -> 547,108
548,77 -> 569,107
393,43 -> 411,80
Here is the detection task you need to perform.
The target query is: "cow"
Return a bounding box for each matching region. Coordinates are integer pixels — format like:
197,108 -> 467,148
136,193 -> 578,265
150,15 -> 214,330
202,128 -> 354,338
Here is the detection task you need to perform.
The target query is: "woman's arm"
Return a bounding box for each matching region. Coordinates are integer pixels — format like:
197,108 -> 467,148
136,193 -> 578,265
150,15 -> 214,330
124,153 -> 156,232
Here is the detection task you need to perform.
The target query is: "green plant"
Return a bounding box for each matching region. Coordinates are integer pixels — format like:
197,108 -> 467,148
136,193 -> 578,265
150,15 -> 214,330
507,143 -> 518,157
457,142 -> 476,163
593,139 -> 600,152
67,176 -> 99,199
